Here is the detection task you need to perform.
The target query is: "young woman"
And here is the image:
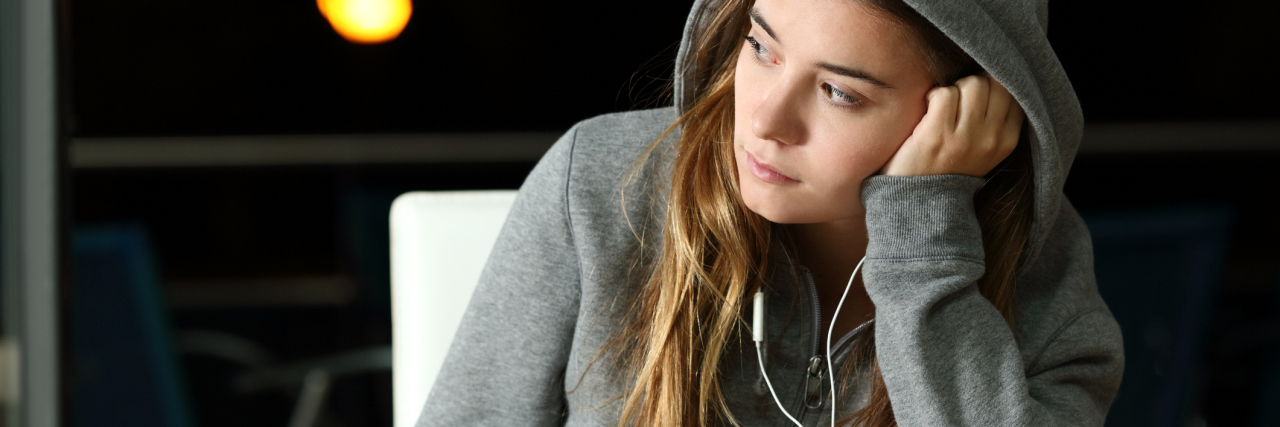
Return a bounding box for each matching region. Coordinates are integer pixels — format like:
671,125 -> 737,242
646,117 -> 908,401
420,0 -> 1124,425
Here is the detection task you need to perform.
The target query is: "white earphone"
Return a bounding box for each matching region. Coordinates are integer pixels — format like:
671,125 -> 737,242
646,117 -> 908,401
754,255 -> 867,427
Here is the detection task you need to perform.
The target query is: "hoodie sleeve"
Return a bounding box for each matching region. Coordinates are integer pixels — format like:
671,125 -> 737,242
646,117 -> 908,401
860,174 -> 1124,426
416,126 -> 582,426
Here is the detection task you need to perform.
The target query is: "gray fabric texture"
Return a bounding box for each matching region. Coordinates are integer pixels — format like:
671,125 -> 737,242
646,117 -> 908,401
418,0 -> 1124,425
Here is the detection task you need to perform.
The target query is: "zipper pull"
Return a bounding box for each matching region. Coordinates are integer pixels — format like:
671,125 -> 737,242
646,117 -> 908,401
804,355 -> 825,409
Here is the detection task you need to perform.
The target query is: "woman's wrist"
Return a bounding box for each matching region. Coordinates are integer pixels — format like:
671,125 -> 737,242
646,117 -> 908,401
860,174 -> 986,261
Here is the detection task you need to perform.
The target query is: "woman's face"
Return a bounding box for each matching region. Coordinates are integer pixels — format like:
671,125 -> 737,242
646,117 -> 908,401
734,0 -> 937,225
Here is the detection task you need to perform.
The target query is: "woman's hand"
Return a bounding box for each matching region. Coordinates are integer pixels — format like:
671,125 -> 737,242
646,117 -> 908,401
880,73 -> 1025,177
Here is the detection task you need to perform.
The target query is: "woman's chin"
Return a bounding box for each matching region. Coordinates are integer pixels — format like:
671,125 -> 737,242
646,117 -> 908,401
741,183 -> 862,225
742,195 -> 808,224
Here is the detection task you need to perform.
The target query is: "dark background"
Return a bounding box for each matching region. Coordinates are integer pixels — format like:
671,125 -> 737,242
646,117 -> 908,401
66,0 -> 1280,426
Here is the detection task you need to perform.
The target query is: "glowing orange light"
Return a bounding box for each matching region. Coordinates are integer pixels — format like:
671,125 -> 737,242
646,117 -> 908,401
318,0 -> 413,44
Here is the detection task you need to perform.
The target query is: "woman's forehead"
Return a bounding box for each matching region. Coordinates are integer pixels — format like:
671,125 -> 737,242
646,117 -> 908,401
749,0 -> 931,86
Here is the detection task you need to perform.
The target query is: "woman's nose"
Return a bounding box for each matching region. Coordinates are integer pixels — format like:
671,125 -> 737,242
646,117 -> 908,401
750,79 -> 805,146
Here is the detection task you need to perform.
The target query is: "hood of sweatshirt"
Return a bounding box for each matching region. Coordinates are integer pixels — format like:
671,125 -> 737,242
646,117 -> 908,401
672,0 -> 1080,266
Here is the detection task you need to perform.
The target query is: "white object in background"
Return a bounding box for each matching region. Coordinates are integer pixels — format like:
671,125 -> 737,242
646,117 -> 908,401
390,190 -> 517,427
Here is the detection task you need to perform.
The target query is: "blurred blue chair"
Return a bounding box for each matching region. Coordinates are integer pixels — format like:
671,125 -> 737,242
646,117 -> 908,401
1083,206 -> 1232,427
74,224 -> 390,427
1252,272 -> 1280,427
72,224 -> 194,427
74,223 -> 391,427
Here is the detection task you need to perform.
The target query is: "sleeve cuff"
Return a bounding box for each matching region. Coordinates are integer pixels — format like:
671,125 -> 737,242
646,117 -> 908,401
860,174 -> 986,261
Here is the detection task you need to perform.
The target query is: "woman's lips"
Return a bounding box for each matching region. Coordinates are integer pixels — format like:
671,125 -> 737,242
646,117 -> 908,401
747,153 -> 800,184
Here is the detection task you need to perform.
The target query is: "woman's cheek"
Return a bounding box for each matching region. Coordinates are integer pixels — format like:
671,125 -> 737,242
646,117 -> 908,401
839,118 -> 910,176
813,127 -> 879,179
734,73 -> 762,132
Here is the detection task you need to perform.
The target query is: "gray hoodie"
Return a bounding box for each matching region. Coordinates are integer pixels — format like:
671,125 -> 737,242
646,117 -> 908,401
417,0 -> 1124,425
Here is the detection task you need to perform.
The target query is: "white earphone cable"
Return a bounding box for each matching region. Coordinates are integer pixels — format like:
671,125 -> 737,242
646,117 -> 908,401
826,256 -> 867,427
755,342 -> 804,427
754,254 -> 868,427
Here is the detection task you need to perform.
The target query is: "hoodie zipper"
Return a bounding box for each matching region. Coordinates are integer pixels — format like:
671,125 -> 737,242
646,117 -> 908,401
799,267 -> 875,413
801,268 -> 826,411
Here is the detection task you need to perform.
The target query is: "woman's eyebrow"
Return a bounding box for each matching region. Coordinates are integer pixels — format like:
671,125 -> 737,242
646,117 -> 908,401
748,8 -> 781,44
814,62 -> 896,89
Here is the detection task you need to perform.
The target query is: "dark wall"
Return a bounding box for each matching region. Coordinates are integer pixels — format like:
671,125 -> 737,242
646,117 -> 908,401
1049,0 -> 1280,123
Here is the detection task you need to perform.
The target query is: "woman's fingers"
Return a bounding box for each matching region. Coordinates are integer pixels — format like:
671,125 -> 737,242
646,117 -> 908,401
922,86 -> 959,160
882,74 -> 1026,177
984,74 -> 1021,160
880,86 -> 956,176
955,75 -> 989,133
926,85 -> 960,133
985,73 -> 1013,126
1000,99 -> 1025,156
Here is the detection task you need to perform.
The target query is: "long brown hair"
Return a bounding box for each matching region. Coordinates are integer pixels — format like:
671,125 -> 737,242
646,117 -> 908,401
612,0 -> 1035,425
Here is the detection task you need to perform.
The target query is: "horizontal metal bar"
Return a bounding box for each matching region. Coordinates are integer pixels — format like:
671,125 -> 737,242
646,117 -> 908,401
165,275 -> 356,309
1079,121 -> 1280,153
71,132 -> 562,168
67,121 -> 1280,168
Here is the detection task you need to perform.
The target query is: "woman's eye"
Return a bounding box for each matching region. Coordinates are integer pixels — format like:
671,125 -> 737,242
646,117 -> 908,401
821,83 -> 862,108
743,36 -> 776,65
